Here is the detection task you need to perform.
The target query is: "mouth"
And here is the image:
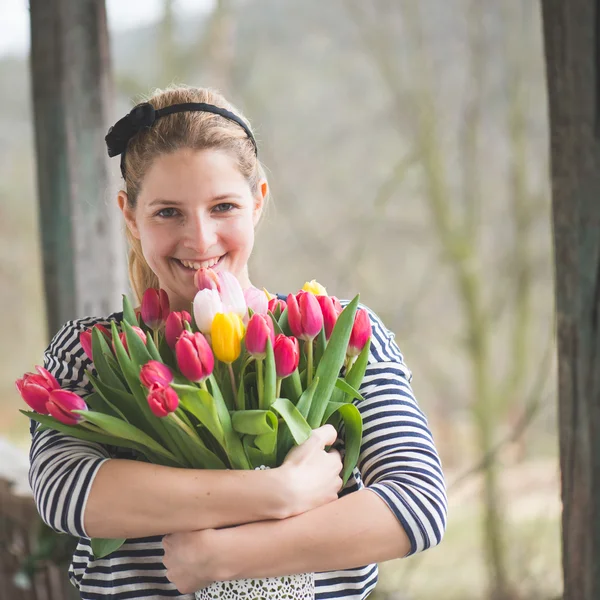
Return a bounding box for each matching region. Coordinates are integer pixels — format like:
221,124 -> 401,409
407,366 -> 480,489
173,255 -> 226,273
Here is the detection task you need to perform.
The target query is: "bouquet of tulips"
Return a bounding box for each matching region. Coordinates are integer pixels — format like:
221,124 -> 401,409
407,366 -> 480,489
17,271 -> 372,558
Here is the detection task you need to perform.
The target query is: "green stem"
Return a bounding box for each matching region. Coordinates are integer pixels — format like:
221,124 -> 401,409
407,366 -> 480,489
228,363 -> 237,402
276,377 -> 282,398
170,412 -> 202,445
257,359 -> 264,409
153,329 -> 159,349
306,339 -> 314,386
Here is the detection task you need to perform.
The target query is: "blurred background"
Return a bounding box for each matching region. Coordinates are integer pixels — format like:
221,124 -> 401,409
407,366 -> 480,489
0,0 -> 560,598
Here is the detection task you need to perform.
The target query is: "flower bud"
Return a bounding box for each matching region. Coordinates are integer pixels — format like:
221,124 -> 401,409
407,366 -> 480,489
267,297 -> 286,316
194,267 -> 220,291
175,331 -> 214,382
316,295 -> 339,340
140,360 -> 174,388
286,291 -> 323,341
147,383 -> 179,418
165,311 -> 191,349
348,308 -> 371,357
211,312 -> 245,364
193,289 -> 223,334
115,326 -> 147,355
46,389 -> 87,425
141,288 -> 170,329
15,366 -> 60,414
302,279 -> 327,296
245,314 -> 275,359
217,271 -> 247,317
244,286 -> 268,316
79,324 -> 112,361
273,334 -> 300,378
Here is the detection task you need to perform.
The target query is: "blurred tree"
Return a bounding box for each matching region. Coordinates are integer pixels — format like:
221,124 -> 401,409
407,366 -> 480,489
542,1 -> 600,599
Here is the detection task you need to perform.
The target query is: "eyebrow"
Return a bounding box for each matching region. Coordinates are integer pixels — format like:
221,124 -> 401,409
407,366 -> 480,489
148,194 -> 243,208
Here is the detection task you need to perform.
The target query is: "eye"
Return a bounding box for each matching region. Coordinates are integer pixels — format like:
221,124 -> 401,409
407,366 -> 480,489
213,202 -> 235,214
156,207 -> 179,218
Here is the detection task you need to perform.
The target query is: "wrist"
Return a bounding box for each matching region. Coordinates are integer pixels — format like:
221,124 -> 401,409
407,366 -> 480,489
212,526 -> 247,581
262,466 -> 294,520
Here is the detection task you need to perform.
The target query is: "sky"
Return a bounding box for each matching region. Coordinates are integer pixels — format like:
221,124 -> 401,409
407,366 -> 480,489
0,0 -> 214,57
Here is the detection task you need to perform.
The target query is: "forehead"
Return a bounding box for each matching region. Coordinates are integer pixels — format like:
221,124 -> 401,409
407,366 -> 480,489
139,148 -> 250,203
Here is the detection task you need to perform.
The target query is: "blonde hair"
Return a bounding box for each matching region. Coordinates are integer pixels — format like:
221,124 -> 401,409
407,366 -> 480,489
121,85 -> 267,302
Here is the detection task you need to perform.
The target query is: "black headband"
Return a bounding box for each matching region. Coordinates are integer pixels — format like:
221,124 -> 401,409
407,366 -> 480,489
105,102 -> 258,178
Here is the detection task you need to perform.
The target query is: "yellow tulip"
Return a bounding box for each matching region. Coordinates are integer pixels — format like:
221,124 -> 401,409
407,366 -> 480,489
263,287 -> 275,300
211,312 -> 245,363
302,279 -> 327,296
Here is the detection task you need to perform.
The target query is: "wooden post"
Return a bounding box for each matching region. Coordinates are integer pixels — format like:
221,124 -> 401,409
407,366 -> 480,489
29,0 -> 127,340
542,1 -> 600,598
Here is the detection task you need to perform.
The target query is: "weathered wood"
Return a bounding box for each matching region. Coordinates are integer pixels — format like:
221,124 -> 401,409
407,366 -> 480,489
29,0 -> 127,340
542,1 -> 600,598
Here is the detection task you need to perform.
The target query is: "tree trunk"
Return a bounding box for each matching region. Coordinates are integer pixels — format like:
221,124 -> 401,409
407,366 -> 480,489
29,0 -> 127,340
542,1 -> 600,599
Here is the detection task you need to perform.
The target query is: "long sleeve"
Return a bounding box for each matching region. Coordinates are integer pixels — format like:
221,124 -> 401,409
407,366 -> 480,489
28,317 -> 114,537
355,305 -> 448,555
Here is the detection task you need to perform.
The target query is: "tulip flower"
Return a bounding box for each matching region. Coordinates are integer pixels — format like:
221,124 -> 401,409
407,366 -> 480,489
331,296 -> 343,315
245,314 -> 275,359
286,291 -> 323,342
46,389 -> 87,425
147,383 -> 179,417
316,295 -> 339,340
193,288 -> 223,334
302,279 -> 328,296
211,312 -> 245,364
115,326 -> 147,355
165,310 -> 191,349
268,297 -> 286,316
141,288 -> 170,329
175,331 -> 214,382
217,271 -> 247,318
244,286 -> 268,316
79,324 -> 112,361
194,267 -> 220,292
273,334 -> 300,378
140,360 -> 174,388
348,308 -> 371,357
15,366 -> 60,414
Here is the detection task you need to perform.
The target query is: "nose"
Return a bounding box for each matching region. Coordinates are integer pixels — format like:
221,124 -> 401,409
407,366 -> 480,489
181,212 -> 218,255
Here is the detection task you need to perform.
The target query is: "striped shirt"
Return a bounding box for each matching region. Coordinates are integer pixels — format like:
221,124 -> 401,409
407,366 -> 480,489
28,304 -> 447,599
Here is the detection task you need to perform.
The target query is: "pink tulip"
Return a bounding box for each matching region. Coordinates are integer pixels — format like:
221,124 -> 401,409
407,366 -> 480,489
331,296 -> 343,315
140,360 -> 174,388
165,311 -> 191,349
273,334 -> 300,378
217,271 -> 247,317
286,291 -> 324,341
114,326 -> 147,355
194,267 -> 221,291
268,297 -> 286,315
244,286 -> 268,315
46,389 -> 87,425
348,308 -> 371,357
141,288 -> 170,329
193,288 -> 223,334
175,331 -> 214,382
245,314 -> 276,359
316,295 -> 339,340
15,366 -> 60,413
147,383 -> 179,417
79,324 -> 112,361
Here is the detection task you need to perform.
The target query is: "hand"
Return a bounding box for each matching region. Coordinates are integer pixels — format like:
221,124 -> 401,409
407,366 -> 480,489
162,529 -> 221,594
279,424 -> 343,517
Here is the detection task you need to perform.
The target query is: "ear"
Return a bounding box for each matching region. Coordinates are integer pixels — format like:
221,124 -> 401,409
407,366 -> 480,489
252,179 -> 268,226
118,191 -> 140,239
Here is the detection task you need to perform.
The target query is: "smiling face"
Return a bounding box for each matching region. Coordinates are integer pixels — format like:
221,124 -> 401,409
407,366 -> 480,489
119,148 -> 266,311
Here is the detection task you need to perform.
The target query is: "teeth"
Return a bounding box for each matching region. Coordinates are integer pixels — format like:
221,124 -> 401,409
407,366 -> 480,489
179,257 -> 221,270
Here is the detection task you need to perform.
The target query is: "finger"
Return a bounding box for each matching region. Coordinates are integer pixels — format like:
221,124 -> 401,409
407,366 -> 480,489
312,424 -> 338,447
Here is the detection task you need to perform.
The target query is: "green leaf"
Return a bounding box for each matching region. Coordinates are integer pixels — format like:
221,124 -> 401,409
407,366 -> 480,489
334,378 -> 364,401
281,368 -> 302,405
314,327 -> 327,366
122,295 -> 138,327
268,311 -> 284,335
232,410 -> 278,436
91,537 -> 127,559
91,328 -> 126,391
345,339 -> 371,393
84,378 -> 129,421
179,389 -> 225,446
145,332 -> 164,362
307,295 -> 360,428
122,320 -> 154,370
263,338 -> 276,409
325,402 -> 363,485
271,397 -> 311,445
296,376 -> 319,419
278,307 -> 292,336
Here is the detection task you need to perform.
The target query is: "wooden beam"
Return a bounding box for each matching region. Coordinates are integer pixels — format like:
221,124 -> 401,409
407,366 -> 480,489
29,0 -> 127,339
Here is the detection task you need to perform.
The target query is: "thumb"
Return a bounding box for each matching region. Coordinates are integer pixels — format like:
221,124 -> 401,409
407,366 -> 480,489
311,424 -> 338,448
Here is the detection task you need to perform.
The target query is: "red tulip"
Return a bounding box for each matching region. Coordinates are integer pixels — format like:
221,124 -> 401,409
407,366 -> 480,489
141,288 -> 170,329
175,331 -> 214,382
147,383 -> 179,417
273,334 -> 300,378
348,308 -> 371,357
245,314 -> 275,359
79,324 -> 112,361
140,360 -> 174,388
331,296 -> 343,314
15,366 -> 60,414
114,326 -> 147,355
46,389 -> 87,425
286,291 -> 323,341
316,295 -> 339,340
165,311 -> 191,349
194,267 -> 220,292
268,297 -> 286,316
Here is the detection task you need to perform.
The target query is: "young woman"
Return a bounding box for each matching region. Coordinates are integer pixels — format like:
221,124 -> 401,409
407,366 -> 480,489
28,85 -> 447,599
